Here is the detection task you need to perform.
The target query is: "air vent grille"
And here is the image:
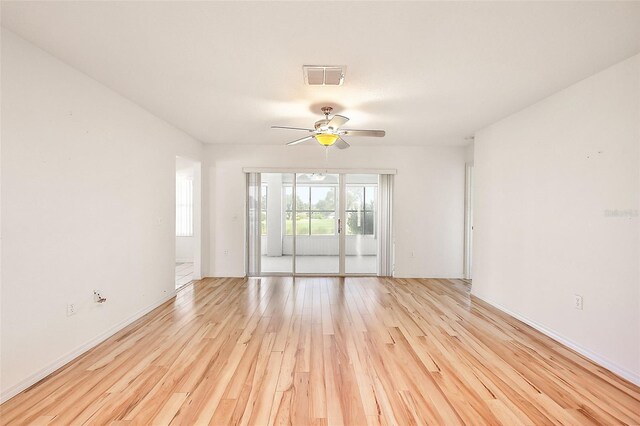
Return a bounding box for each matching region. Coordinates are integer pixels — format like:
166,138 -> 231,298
303,65 -> 346,86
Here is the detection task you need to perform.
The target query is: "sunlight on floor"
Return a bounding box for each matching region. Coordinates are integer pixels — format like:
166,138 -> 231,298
175,262 -> 193,288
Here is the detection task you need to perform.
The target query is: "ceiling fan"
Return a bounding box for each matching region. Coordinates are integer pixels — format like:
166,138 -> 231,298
271,106 -> 385,149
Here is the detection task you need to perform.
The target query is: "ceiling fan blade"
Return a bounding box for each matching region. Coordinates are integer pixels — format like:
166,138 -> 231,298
327,115 -> 349,129
334,137 -> 350,150
272,125 -> 314,132
286,135 -> 314,146
341,129 -> 385,137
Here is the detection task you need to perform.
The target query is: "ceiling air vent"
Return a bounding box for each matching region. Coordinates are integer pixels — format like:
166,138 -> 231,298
303,65 -> 346,86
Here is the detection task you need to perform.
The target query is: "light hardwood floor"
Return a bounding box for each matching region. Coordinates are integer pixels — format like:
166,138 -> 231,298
2,277 -> 639,425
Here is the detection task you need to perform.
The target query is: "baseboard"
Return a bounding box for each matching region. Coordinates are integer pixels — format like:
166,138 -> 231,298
473,293 -> 640,387
0,290 -> 177,404
392,274 -> 466,279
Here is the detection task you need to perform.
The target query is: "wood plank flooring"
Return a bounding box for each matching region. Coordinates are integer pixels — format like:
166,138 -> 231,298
2,277 -> 639,425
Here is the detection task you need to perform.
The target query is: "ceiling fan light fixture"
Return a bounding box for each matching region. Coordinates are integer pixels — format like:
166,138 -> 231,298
272,105 -> 385,150
315,133 -> 339,146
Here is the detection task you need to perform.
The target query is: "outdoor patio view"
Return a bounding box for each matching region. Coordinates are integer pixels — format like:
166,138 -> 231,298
260,173 -> 378,274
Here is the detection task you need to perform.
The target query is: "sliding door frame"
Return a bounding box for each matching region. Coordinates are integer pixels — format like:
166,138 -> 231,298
338,174 -> 346,275
246,168 -> 396,278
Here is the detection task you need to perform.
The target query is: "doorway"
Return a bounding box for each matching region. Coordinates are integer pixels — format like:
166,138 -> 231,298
175,156 -> 202,288
247,171 -> 393,276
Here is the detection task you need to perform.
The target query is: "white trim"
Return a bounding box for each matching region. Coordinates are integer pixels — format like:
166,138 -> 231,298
392,273 -> 465,279
192,161 -> 203,280
242,167 -> 397,175
292,174 -> 297,275
474,293 -> 640,387
0,290 -> 177,404
463,162 -> 474,280
338,174 -> 346,274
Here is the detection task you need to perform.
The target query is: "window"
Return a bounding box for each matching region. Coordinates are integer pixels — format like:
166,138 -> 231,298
285,185 -> 336,235
261,184 -> 267,236
346,186 -> 376,235
176,176 -> 193,237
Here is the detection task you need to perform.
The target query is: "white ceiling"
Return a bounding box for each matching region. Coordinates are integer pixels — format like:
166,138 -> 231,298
2,1 -> 640,146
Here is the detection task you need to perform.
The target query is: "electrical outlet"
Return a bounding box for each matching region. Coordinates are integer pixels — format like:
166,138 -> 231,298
67,303 -> 77,316
94,290 -> 107,303
574,295 -> 583,310
224,250 -> 229,256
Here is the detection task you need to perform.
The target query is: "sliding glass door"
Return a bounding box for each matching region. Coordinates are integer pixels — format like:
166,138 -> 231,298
260,173 -> 294,274
294,173 -> 340,274
248,171 -> 391,276
345,174 -> 378,274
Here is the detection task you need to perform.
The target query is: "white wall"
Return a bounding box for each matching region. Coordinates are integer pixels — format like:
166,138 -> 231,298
206,144 -> 466,277
472,54 -> 640,384
0,30 -> 205,400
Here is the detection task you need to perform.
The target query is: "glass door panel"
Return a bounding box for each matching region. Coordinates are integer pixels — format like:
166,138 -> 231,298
345,174 -> 378,274
294,173 -> 340,274
253,171 -> 383,276
260,173 -> 294,273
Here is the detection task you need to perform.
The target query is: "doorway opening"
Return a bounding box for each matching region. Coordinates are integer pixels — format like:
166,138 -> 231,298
175,156 -> 202,288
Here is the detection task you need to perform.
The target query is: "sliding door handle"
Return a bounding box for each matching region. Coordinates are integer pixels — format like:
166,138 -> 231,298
338,218 -> 342,234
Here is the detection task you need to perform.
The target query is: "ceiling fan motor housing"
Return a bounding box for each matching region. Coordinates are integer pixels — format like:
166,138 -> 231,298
314,119 -> 332,131
320,106 -> 333,117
